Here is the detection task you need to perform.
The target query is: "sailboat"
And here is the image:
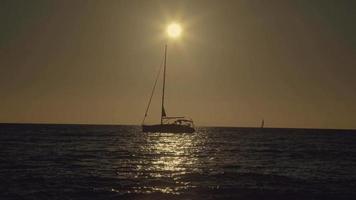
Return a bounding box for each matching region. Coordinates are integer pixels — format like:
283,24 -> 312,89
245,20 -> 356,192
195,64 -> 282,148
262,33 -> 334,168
141,45 -> 195,133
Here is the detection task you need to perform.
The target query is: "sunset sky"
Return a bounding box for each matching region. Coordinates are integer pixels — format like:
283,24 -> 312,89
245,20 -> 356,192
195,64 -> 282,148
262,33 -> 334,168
1,0 -> 355,129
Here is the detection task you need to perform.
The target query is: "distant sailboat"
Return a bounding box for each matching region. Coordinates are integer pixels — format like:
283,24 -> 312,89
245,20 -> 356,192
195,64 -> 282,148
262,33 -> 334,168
141,45 -> 195,133
261,119 -> 264,128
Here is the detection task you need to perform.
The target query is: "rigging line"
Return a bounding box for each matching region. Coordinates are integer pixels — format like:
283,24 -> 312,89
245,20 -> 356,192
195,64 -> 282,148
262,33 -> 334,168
142,53 -> 165,125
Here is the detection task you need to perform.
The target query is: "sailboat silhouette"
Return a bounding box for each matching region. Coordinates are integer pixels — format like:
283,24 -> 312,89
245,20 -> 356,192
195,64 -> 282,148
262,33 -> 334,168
141,45 -> 195,133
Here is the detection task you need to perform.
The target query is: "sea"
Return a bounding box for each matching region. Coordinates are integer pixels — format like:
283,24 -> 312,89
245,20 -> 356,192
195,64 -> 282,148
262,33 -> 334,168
1,124 -> 356,200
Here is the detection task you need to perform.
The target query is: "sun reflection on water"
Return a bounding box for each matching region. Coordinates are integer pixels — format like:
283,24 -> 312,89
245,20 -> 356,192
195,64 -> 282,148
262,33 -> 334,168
143,132 -> 204,194
113,131 -> 206,195
142,132 -> 204,194
146,133 -> 200,175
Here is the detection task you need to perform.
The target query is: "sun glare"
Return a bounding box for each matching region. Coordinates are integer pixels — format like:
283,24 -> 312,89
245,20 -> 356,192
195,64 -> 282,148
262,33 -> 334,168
166,23 -> 182,39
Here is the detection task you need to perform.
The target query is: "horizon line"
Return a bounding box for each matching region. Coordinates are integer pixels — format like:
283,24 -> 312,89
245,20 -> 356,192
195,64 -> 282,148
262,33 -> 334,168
0,122 -> 355,131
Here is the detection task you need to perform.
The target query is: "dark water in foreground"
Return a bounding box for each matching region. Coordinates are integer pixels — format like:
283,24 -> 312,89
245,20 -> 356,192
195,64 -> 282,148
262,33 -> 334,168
1,124 -> 356,200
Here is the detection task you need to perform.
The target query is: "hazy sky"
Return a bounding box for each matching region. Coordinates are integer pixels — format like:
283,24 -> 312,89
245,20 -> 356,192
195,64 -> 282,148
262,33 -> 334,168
1,0 -> 355,128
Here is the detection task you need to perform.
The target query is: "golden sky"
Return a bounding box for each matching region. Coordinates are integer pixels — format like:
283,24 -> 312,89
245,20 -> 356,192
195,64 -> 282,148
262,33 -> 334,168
0,0 -> 355,129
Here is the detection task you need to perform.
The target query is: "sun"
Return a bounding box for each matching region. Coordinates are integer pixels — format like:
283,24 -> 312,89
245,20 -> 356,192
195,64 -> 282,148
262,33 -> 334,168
166,23 -> 182,39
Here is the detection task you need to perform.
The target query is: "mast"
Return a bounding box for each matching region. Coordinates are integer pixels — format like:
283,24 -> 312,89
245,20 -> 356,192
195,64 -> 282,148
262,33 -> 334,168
161,44 -> 167,124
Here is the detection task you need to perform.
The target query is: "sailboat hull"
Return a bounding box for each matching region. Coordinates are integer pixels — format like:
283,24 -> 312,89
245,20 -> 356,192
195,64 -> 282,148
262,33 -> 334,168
142,124 -> 195,133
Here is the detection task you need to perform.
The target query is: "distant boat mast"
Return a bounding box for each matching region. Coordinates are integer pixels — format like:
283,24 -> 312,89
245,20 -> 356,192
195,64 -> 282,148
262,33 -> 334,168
261,119 -> 264,128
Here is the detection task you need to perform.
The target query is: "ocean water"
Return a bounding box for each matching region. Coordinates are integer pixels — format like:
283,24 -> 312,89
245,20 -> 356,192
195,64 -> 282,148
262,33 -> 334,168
0,124 -> 356,200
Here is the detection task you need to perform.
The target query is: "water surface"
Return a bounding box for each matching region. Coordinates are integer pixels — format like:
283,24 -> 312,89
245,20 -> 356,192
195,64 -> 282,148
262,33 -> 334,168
1,124 -> 356,199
